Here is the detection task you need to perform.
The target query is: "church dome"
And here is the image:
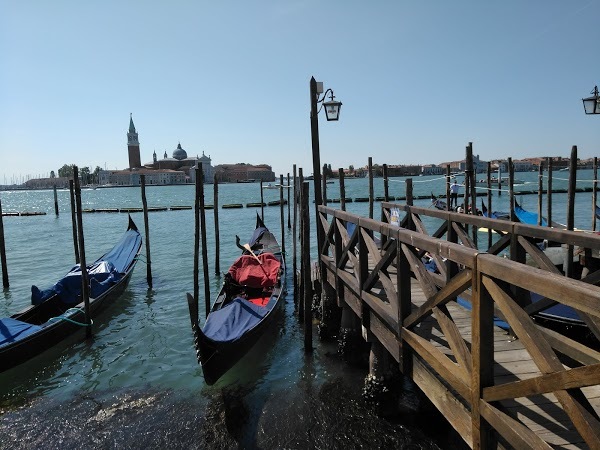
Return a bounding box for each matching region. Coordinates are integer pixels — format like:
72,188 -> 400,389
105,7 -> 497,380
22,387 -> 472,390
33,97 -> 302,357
172,143 -> 187,160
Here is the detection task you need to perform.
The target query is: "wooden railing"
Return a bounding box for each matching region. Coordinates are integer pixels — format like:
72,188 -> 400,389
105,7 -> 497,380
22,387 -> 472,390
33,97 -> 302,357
317,202 -> 600,449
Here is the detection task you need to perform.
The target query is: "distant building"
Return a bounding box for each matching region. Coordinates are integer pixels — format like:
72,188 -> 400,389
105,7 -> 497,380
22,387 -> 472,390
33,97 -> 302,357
98,115 -> 214,185
421,164 -> 444,175
214,163 -> 275,182
440,154 -> 488,173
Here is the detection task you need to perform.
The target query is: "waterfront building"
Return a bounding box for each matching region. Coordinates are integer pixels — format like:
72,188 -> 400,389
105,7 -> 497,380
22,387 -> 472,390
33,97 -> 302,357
214,163 -> 275,182
421,164 -> 445,175
98,115 -> 214,186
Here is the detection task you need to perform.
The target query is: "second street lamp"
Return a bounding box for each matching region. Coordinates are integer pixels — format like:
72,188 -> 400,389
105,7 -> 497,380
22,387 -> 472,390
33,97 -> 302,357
309,76 -> 342,262
582,85 -> 600,115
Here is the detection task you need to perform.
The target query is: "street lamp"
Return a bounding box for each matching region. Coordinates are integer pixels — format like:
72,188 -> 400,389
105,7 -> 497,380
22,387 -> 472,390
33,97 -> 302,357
582,85 -> 600,114
309,76 -> 342,258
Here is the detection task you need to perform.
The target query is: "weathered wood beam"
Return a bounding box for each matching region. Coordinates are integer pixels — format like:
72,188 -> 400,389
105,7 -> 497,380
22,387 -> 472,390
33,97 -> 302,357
483,362 -> 600,402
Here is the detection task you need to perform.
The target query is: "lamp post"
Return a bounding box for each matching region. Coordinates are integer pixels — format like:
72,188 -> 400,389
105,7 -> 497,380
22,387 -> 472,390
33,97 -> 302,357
309,76 -> 342,256
582,85 -> 599,232
582,85 -> 600,114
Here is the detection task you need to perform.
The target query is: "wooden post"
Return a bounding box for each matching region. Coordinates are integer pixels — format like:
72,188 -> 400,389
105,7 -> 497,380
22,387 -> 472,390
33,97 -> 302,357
292,165 -> 298,305
0,194 -> 8,288
199,168 -> 211,317
339,168 -> 346,211
193,168 -> 201,314
287,172 -> 291,229
446,165 -> 451,211
547,157 -> 553,227
508,158 -> 527,310
383,164 -> 389,202
467,142 -> 477,210
368,157 -> 374,219
140,175 -> 152,288
73,166 -> 92,339
593,156 -> 598,231
260,180 -> 264,222
467,143 -> 477,247
537,163 -> 543,227
279,174 -> 285,254
214,173 -> 220,276
53,184 -> 59,217
69,180 -> 80,264
566,146 -> 577,278
322,164 -> 328,206
487,162 -> 492,249
302,181 -> 313,351
471,270 -> 496,448
381,164 -> 389,248
298,168 -> 304,320
497,165 -> 502,196
406,178 -> 414,231
509,158 -> 516,222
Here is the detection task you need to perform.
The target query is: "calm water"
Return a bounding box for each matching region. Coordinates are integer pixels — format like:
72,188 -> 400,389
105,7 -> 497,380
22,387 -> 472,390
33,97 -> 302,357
0,171 -> 596,449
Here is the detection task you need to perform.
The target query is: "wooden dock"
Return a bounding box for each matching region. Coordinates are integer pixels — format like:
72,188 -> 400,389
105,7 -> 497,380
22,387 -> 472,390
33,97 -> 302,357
313,202 -> 600,449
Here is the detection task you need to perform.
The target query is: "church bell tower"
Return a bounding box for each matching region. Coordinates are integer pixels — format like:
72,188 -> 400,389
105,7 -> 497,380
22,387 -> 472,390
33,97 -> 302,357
127,113 -> 142,169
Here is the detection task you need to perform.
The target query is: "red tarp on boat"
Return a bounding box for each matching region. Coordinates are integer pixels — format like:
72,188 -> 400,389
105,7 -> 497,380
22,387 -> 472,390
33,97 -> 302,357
228,253 -> 280,288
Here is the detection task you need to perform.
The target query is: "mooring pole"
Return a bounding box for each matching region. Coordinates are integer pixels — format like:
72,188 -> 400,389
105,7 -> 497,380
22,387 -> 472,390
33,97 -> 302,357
547,157 -> 553,227
198,167 -> 211,317
339,168 -> 346,211
566,146 -> 577,278
73,166 -> 92,339
368,157 -> 374,219
487,162 -> 492,249
302,181 -> 313,352
193,167 -> 201,316
287,172 -> 291,229
292,165 -> 298,305
0,194 -> 8,288
298,168 -> 304,321
383,164 -> 389,202
537,163 -> 543,227
279,174 -> 285,254
53,184 -> 59,217
593,156 -> 598,232
467,142 -> 477,247
508,158 -> 516,222
140,175 -> 152,288
322,163 -> 328,207
260,180 -> 264,222
69,180 -> 80,264
214,173 -> 220,276
446,165 -> 451,211
497,165 -> 502,196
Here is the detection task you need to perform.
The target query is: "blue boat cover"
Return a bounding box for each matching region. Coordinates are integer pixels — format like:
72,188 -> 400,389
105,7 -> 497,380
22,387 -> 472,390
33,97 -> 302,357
248,226 -> 267,248
203,297 -> 267,343
31,228 -> 141,305
0,317 -> 42,346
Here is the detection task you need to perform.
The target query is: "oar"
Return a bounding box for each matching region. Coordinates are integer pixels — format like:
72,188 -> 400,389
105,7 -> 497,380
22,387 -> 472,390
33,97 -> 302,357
242,243 -> 269,276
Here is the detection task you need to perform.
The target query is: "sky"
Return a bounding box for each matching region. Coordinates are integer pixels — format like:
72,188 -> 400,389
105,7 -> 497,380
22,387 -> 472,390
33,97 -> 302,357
1,1 -> 600,184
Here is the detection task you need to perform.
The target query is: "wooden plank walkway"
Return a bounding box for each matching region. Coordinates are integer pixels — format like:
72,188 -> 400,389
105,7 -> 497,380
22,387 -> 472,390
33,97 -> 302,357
312,202 -> 600,448
319,254 -> 600,448
409,280 -> 600,448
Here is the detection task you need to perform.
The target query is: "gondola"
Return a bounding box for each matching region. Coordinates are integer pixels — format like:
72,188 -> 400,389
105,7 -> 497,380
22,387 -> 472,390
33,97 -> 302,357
480,200 -> 510,220
187,215 -> 285,385
430,193 -> 448,211
0,216 -> 142,373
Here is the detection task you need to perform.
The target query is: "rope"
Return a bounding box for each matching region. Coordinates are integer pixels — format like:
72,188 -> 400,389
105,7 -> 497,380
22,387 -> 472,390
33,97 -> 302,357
48,308 -> 93,327
542,174 -> 598,183
135,255 -> 147,263
387,171 -> 467,184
